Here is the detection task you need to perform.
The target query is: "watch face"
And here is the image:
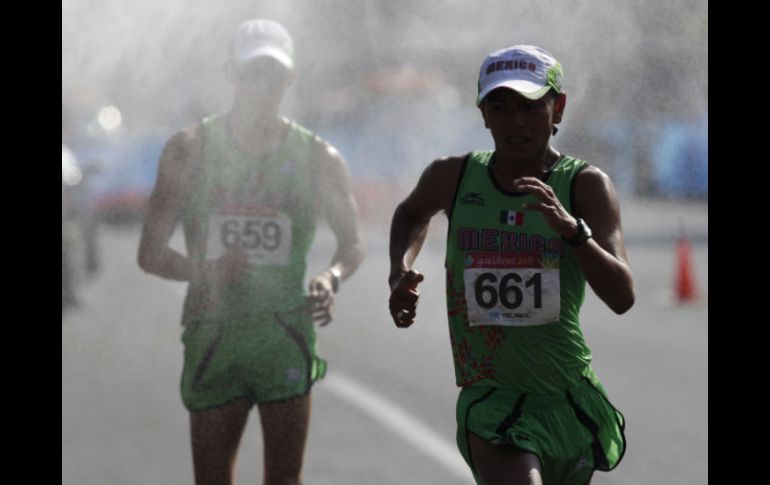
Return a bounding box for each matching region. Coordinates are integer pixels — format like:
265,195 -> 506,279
577,219 -> 591,243
562,218 -> 591,246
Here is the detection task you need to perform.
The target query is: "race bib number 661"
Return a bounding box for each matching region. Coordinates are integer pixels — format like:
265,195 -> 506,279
207,213 -> 292,266
463,266 -> 560,327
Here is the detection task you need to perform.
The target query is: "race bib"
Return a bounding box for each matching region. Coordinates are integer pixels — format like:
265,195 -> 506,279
463,253 -> 560,327
207,212 -> 292,266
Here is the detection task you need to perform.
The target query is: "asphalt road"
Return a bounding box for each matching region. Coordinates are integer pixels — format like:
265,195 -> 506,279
62,197 -> 708,485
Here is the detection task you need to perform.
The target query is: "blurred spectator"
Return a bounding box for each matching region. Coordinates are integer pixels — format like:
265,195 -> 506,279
62,143 -> 100,315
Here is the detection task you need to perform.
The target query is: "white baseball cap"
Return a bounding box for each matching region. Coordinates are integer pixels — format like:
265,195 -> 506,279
231,19 -> 294,70
476,45 -> 563,105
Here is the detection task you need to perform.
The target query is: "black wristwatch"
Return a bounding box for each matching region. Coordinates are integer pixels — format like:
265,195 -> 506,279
563,218 -> 592,246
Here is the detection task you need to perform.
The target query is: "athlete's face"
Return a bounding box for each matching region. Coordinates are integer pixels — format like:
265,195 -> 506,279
479,88 -> 565,161
230,57 -> 293,114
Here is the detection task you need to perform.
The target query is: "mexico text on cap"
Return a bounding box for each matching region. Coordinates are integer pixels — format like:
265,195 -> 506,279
477,45 -> 563,105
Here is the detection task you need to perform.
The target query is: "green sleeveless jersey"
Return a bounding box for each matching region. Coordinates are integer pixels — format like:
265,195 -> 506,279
180,114 -> 317,325
446,150 -> 593,393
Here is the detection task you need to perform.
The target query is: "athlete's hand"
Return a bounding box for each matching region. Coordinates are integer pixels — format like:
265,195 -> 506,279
388,270 -> 424,328
207,248 -> 250,286
308,272 -> 335,326
512,177 -> 579,238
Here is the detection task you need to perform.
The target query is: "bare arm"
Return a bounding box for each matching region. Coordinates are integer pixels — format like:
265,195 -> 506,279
388,157 -> 464,326
514,166 -> 635,314
569,167 -> 635,314
313,137 -> 366,282
308,137 -> 366,325
137,127 -> 199,281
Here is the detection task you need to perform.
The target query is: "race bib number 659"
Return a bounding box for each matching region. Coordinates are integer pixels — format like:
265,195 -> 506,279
207,213 -> 292,266
463,267 -> 560,327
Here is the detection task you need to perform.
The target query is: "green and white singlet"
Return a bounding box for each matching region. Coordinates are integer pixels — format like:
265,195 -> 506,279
445,150 -> 592,393
181,114 -> 318,323
178,114 -> 325,410
447,150 -> 626,484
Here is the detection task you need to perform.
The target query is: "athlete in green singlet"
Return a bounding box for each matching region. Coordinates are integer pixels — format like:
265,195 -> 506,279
388,45 -> 634,485
138,19 -> 365,485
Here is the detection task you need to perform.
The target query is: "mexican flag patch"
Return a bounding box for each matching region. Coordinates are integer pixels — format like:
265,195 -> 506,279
499,210 -> 524,226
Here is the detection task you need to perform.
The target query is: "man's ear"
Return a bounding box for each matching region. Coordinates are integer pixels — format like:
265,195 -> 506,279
552,92 -> 567,124
478,101 -> 489,129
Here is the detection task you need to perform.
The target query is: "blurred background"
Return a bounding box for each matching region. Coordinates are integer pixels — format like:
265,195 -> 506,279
62,1 -> 707,483
62,0 -> 707,226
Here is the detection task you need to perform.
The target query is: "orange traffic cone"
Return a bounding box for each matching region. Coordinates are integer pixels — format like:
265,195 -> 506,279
675,235 -> 698,302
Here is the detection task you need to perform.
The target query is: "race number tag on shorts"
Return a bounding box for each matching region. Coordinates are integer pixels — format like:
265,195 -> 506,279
463,254 -> 560,326
207,212 -> 292,266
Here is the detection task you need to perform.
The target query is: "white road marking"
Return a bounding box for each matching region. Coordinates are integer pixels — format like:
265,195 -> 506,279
324,372 -> 473,481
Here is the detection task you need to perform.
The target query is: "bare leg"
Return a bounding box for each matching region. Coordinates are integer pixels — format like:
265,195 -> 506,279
190,399 -> 251,485
258,393 -> 311,485
468,431 -> 543,485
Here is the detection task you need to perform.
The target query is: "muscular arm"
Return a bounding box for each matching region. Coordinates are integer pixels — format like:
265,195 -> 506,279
388,157 -> 464,326
137,127 -> 200,281
569,167 -> 635,314
305,137 -> 366,326
389,157 -> 463,284
514,166 -> 634,314
312,137 -> 366,283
